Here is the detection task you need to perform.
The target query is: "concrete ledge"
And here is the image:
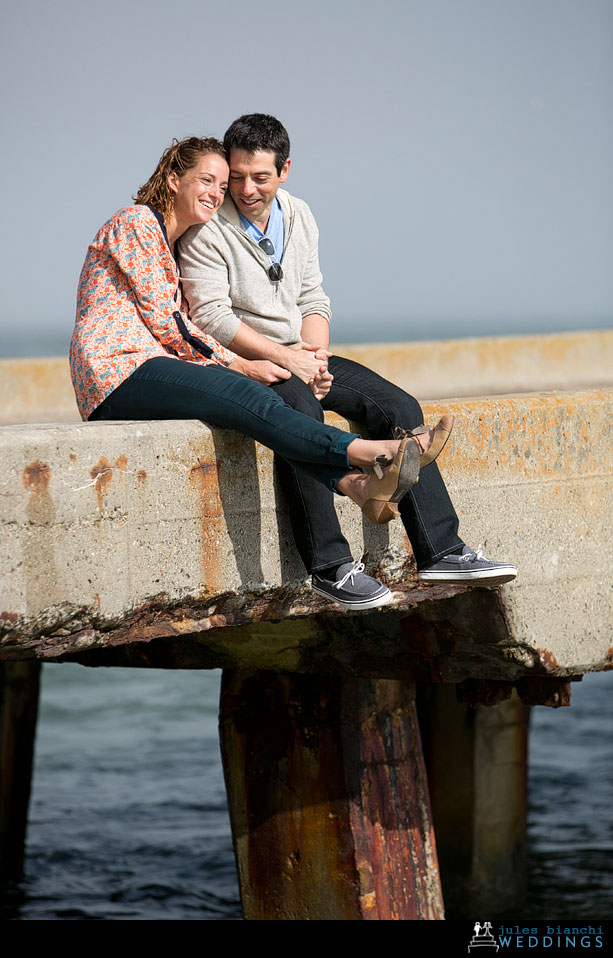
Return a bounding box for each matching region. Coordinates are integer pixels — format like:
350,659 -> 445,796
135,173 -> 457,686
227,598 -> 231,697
0,357 -> 78,424
2,330 -> 612,424
1,389 -> 611,680
336,329 -> 613,399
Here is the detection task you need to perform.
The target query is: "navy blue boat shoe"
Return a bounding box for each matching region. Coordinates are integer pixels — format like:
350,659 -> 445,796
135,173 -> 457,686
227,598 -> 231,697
418,546 -> 517,584
312,561 -> 392,610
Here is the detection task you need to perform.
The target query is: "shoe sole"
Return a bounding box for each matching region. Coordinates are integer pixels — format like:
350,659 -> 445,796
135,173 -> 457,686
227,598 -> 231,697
390,440 -> 420,502
311,584 -> 393,610
418,568 -> 517,584
363,441 -> 420,525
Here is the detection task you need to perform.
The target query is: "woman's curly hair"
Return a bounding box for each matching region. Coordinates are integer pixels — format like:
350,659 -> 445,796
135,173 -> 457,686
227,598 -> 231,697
133,136 -> 227,219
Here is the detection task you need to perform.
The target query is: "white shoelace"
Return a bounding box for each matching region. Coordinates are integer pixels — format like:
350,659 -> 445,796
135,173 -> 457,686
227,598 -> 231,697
334,561 -> 365,589
458,545 -> 483,563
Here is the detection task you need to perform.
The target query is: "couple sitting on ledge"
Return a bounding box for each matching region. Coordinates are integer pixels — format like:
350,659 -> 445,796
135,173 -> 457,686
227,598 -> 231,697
70,112 -> 516,609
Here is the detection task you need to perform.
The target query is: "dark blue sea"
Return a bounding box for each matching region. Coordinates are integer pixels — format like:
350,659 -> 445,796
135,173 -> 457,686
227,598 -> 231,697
1,666 -> 611,920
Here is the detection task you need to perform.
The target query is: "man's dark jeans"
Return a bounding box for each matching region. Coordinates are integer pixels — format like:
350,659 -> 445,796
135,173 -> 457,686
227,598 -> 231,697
271,355 -> 463,573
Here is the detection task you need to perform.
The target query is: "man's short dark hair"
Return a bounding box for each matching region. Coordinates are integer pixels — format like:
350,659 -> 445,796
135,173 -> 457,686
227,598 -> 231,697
224,114 -> 290,175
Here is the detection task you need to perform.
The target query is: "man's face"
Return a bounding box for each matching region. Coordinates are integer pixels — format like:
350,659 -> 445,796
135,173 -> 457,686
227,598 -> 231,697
228,149 -> 290,230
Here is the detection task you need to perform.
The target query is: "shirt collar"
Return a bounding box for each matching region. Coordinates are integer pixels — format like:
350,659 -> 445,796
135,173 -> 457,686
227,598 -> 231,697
238,197 -> 285,262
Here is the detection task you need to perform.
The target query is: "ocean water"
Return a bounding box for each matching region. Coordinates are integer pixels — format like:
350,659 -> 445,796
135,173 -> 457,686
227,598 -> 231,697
2,667 -> 241,921
1,666 -> 610,920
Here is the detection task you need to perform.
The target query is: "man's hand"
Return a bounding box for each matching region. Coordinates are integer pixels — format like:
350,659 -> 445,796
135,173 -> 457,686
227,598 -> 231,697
297,314 -> 333,394
284,342 -> 329,384
233,357 -> 291,385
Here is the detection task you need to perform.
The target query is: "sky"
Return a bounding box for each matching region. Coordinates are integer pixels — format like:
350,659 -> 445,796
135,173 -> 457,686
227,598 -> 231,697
1,0 -> 612,355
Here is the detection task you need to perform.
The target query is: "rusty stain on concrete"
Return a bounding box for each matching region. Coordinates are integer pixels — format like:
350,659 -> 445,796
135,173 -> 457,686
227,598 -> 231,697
114,454 -> 128,471
90,457 -> 113,510
22,461 -> 50,493
69,453 -> 77,462
136,469 -> 147,483
188,458 -> 225,594
189,460 -> 217,481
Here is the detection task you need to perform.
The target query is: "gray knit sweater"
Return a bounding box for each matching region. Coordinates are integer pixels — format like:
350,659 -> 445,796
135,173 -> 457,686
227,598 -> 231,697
178,189 -> 331,347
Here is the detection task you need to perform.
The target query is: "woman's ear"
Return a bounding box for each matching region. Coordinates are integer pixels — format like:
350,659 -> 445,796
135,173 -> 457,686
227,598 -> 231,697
167,172 -> 179,194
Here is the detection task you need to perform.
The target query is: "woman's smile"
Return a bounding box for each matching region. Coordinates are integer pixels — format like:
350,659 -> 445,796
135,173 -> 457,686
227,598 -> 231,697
169,153 -> 229,231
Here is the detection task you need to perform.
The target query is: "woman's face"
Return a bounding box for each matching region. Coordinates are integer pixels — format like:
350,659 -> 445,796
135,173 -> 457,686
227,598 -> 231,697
168,153 -> 229,229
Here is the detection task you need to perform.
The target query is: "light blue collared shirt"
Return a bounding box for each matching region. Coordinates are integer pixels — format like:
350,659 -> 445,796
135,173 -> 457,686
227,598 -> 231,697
238,196 -> 285,265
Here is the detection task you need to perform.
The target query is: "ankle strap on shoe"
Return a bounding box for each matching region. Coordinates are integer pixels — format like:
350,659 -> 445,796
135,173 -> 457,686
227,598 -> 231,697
393,424 -> 428,439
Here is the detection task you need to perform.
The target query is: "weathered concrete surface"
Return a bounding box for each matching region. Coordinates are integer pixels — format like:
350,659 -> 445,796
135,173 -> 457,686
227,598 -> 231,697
0,357 -> 78,424
0,389 -> 611,681
337,329 -> 613,399
220,671 -> 443,920
2,330 -> 612,425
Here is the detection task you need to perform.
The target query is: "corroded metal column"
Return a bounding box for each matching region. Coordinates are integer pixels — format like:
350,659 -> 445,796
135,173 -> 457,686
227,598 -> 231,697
0,661 -> 40,878
220,670 -> 443,920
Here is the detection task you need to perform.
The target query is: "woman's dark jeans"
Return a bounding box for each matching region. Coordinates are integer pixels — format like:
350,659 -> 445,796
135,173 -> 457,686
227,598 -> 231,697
89,357 -> 359,492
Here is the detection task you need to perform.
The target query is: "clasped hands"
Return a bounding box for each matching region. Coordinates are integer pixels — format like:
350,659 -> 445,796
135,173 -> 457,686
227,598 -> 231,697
238,341 -> 333,400
288,342 -> 333,399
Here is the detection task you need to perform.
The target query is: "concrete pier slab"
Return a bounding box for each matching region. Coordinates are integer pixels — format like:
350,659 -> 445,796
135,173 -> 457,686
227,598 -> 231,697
1,388 -> 611,681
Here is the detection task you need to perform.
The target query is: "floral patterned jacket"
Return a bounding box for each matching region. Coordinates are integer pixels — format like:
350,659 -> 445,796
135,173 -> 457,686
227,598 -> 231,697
70,205 -> 234,420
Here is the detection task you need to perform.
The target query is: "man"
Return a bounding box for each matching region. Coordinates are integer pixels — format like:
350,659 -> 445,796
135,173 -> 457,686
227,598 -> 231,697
178,114 -> 517,609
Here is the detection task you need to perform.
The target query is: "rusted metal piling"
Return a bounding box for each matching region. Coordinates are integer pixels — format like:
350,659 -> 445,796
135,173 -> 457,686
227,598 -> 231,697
220,672 -> 443,920
0,661 -> 40,879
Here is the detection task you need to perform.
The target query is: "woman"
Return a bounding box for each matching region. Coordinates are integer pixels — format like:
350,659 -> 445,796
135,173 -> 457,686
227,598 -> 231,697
70,136 -> 451,601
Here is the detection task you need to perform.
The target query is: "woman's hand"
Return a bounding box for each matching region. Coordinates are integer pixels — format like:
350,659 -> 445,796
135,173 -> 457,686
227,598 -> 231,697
310,369 -> 334,400
233,356 -> 291,385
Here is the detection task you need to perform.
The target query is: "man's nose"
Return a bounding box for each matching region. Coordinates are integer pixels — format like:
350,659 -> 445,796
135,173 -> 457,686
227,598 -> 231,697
241,177 -> 256,195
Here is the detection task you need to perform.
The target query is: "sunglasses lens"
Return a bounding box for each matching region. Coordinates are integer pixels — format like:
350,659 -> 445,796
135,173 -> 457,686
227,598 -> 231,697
259,238 -> 275,256
268,264 -> 283,282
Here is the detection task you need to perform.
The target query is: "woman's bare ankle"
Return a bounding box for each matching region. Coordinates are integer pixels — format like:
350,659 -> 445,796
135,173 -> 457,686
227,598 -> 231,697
346,438 -> 401,469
